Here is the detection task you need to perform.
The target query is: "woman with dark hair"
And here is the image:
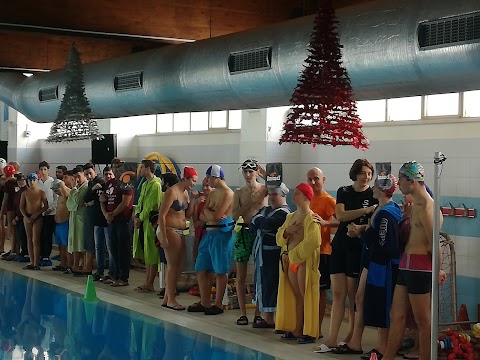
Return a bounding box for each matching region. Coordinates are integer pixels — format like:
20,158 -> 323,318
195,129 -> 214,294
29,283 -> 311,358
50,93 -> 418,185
333,174 -> 402,357
157,167 -> 198,310
315,158 -> 378,354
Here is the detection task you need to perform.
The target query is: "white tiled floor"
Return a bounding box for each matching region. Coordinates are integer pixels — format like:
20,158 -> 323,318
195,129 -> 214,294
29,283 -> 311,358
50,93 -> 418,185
0,253 -> 386,360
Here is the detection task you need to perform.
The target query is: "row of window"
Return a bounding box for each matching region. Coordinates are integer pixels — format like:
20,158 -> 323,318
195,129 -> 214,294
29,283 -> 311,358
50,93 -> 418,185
156,90 -> 480,133
157,110 -> 242,132
358,90 -> 480,123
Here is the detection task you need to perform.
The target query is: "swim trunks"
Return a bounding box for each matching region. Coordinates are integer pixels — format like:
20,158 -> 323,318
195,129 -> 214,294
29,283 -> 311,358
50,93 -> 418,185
233,226 -> 255,263
397,253 -> 432,294
195,230 -> 234,274
55,221 -> 69,246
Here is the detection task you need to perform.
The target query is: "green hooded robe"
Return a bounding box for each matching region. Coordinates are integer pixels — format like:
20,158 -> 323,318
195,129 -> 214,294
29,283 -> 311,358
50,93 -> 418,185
133,176 -> 162,265
66,180 -> 88,253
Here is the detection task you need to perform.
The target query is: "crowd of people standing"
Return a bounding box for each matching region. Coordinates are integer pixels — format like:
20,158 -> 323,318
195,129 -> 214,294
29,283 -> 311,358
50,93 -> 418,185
0,156 -> 444,360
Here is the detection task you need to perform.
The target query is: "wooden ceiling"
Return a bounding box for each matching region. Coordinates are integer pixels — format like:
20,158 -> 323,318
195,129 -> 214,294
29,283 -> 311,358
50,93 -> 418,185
0,0 -> 371,73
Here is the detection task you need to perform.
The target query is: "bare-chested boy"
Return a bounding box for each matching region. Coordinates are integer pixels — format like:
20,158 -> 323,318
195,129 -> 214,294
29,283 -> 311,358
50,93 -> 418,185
20,173 -> 48,270
232,159 -> 267,325
188,165 -> 234,315
383,161 -> 443,360
52,170 -> 75,271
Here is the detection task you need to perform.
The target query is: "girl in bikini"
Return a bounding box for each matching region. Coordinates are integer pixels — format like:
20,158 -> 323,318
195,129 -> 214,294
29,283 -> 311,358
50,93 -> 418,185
157,167 -> 198,310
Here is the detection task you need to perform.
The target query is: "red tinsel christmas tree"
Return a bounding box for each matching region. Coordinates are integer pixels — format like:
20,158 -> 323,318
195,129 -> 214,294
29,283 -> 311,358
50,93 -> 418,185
279,0 -> 369,149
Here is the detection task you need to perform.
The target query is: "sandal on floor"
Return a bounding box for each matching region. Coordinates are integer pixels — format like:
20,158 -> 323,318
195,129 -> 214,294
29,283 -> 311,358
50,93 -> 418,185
23,264 -> 35,270
236,315 -> 249,325
280,332 -> 297,340
187,303 -> 207,313
296,335 -> 315,344
332,343 -> 363,355
403,354 -> 419,360
204,305 -> 223,315
252,319 -> 275,328
313,344 -> 334,353
134,286 -> 154,293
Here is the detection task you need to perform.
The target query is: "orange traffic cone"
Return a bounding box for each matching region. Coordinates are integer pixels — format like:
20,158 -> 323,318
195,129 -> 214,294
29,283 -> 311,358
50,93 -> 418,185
458,304 -> 471,330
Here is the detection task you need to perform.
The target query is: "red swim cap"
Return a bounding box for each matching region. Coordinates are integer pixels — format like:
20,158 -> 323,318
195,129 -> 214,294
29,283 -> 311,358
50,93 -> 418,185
183,166 -> 198,179
296,182 -> 313,201
3,165 -> 15,178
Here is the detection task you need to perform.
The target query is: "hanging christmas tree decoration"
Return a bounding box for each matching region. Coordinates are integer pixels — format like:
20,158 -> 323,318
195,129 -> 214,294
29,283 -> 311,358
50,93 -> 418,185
46,43 -> 103,143
279,0 -> 369,149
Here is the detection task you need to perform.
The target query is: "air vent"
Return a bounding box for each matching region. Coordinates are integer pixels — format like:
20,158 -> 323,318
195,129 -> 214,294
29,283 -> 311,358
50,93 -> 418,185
228,47 -> 272,74
418,12 -> 480,50
38,86 -> 58,102
114,71 -> 143,92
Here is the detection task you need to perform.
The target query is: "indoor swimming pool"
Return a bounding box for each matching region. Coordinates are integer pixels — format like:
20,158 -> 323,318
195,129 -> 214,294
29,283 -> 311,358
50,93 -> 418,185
0,269 -> 275,360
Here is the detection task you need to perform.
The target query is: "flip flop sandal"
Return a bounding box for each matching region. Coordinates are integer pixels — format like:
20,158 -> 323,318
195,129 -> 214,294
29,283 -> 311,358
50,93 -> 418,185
296,335 -> 315,344
134,286 -> 154,293
332,343 -> 363,355
313,344 -> 333,353
187,303 -> 207,313
403,354 -> 419,360
204,305 -> 223,315
280,332 -> 297,340
236,315 -> 249,325
165,305 -> 186,311
252,319 -> 275,328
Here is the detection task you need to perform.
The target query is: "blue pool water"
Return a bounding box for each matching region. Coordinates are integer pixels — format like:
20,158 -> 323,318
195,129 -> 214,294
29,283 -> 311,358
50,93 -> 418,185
0,270 -> 274,360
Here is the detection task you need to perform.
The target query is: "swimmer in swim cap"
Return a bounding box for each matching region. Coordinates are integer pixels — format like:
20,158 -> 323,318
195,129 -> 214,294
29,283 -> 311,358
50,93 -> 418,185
187,165 -> 235,316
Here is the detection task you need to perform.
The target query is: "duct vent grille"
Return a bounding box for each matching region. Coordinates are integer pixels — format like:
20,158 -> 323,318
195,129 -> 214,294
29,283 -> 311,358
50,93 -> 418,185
38,86 -> 58,102
228,47 -> 272,74
419,12 -> 480,49
114,71 -> 143,92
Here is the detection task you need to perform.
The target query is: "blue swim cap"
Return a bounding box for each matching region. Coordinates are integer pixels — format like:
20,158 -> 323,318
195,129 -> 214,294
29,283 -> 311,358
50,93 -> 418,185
206,165 -> 225,179
27,173 -> 38,181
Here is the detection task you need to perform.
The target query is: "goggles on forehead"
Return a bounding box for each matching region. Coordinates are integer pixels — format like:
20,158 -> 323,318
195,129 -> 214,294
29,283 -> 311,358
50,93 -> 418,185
239,159 -> 258,171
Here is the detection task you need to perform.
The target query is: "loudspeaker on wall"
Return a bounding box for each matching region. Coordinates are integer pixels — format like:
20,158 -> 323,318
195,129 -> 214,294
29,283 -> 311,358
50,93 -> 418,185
91,134 -> 117,165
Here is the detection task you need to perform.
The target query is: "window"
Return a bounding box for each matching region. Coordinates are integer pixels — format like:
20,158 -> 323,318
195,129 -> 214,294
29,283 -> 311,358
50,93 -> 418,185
357,100 -> 386,122
190,112 -> 209,131
173,113 -> 190,132
424,93 -> 459,117
387,96 -> 422,121
157,113 -> 173,133
463,90 -> 480,117
210,111 -> 227,128
228,110 -> 242,129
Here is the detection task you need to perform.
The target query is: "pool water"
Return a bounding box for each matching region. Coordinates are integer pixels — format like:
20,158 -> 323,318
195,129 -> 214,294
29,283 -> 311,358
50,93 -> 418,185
0,269 -> 274,360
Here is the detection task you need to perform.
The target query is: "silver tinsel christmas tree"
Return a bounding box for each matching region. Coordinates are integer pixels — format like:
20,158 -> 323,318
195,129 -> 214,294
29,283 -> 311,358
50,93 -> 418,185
46,43 -> 103,143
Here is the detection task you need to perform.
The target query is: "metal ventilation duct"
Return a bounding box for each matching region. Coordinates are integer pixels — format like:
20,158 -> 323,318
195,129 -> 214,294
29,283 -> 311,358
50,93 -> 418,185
1,0 -> 480,123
